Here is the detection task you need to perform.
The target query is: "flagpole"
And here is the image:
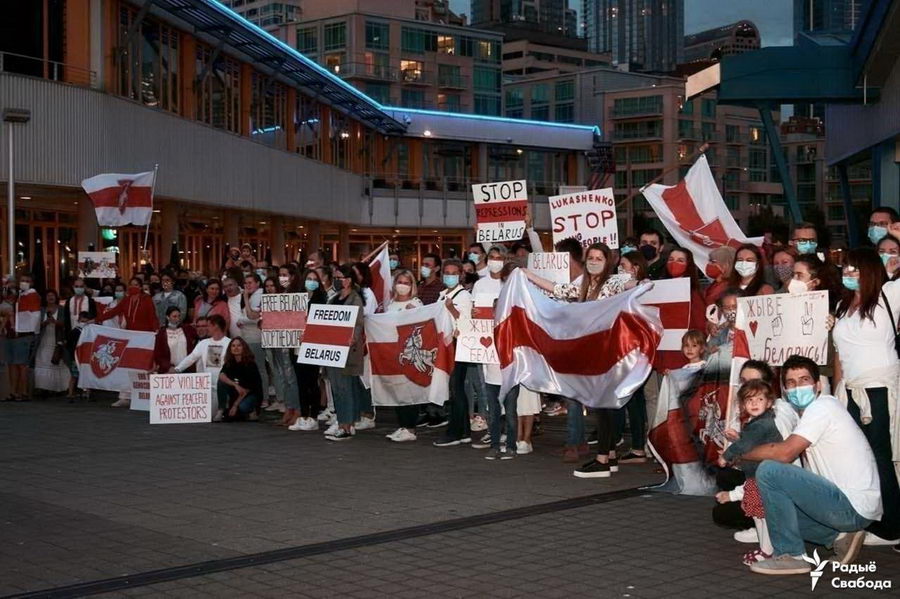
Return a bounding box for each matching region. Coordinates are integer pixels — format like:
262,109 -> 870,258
617,143 -> 709,210
142,164 -> 159,252
361,239 -> 389,263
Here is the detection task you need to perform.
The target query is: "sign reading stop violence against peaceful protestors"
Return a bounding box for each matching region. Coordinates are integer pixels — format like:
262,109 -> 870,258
297,304 -> 360,368
735,291 -> 829,366
550,187 -> 619,249
472,179 -> 528,243
260,293 -> 308,348
149,373 -> 213,424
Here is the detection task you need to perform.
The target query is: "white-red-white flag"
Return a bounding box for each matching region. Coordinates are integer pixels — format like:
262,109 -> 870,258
365,301 -> 455,406
75,324 -> 155,392
80,171 -> 156,227
366,243 -> 392,313
641,155 -> 762,270
638,278 -> 692,371
14,289 -> 41,334
495,269 -> 663,408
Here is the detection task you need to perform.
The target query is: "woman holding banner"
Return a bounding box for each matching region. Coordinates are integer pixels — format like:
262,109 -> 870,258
833,247 -> 900,546
384,270 -> 424,443
261,275 -> 301,427
289,269 -> 328,432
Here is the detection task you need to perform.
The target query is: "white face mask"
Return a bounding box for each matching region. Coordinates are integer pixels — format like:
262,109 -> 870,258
585,262 -> 604,275
734,260 -> 757,278
394,283 -> 412,297
487,260 -> 504,274
278,276 -> 291,288
19,282 -> 30,292
787,278 -> 808,295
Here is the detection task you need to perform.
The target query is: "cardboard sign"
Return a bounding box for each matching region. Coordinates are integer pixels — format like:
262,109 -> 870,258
77,252 -> 117,278
472,179 -> 527,243
260,293 -> 308,348
129,371 -> 151,412
527,252 -> 571,285
455,294 -> 499,364
549,187 -> 619,249
735,291 -> 829,366
297,304 -> 359,368
149,373 -> 213,424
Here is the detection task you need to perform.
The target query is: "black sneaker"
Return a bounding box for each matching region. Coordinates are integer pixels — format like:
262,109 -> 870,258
608,456 -> 619,473
433,437 -> 461,447
415,414 -> 431,428
325,429 -> 353,442
486,449 -> 515,460
587,432 -> 598,446
426,418 -> 449,428
573,459 -> 611,478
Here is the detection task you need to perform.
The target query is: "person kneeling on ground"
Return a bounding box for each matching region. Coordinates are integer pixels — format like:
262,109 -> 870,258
216,337 -> 262,422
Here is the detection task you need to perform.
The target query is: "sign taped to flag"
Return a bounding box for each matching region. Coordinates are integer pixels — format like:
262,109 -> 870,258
260,293 -> 308,348
297,304 -> 359,368
455,294 -> 499,364
472,179 -> 527,243
735,291 -> 829,366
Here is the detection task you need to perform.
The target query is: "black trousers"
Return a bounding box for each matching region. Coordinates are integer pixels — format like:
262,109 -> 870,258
294,362 -> 321,418
712,467 -> 753,530
397,404 -> 420,429
591,408 -> 616,456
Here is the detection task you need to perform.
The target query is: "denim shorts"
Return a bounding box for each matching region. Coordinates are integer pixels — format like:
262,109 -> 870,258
7,335 -> 35,365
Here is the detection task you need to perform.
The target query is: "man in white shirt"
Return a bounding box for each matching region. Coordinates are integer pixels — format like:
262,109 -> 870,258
222,276 -> 243,339
174,314 -> 231,420
739,356 -> 882,576
433,259 -> 475,447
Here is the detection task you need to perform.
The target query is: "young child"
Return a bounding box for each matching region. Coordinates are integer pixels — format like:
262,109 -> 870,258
716,380 -> 784,566
680,329 -> 706,370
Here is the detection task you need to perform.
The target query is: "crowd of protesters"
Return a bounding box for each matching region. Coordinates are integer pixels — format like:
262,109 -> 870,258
1,208 -> 899,575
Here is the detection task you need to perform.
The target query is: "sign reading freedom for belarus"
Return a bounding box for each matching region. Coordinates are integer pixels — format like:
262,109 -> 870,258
549,187 -> 619,249
149,373 -> 213,424
260,293 -> 308,348
527,252 -> 570,285
297,304 -> 359,368
735,291 -> 829,366
472,179 -> 527,243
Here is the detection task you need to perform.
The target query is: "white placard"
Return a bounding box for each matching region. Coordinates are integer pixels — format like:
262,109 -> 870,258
260,292 -> 308,348
472,179 -> 528,243
527,252 -> 571,285
77,252 -> 118,278
297,304 -> 359,368
129,371 -> 151,412
549,187 -> 619,249
735,291 -> 830,366
454,294 -> 499,364
149,373 -> 213,424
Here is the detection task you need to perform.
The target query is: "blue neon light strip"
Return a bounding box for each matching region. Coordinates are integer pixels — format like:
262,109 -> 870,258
384,106 -> 600,134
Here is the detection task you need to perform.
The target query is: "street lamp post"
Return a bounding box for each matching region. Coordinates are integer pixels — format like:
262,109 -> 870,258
3,108 -> 31,278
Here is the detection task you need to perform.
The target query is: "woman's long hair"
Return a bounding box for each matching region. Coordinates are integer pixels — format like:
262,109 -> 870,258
727,243 -> 768,296
665,247 -> 700,292
579,242 -> 614,302
303,269 -> 328,305
223,337 -> 256,368
795,254 -> 841,312
835,248 -> 887,321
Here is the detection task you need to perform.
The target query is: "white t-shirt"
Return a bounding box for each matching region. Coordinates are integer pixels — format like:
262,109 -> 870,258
792,395 -> 882,520
438,285 -> 472,334
473,275 -> 503,384
385,298 -> 422,313
832,279 -> 900,379
227,294 -> 242,339
361,287 -> 378,316
236,289 -> 262,344
174,335 -> 231,386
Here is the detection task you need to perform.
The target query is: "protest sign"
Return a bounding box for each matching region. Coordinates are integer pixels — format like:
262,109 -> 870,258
129,371 -> 151,412
297,304 -> 359,368
549,187 -> 619,249
149,373 -> 213,424
455,294 -> 499,364
472,179 -> 527,243
260,293 -> 308,348
77,252 -> 117,278
527,252 -> 571,285
735,291 -> 829,366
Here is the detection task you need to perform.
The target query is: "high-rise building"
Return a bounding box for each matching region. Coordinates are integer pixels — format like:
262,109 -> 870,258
683,21 -> 760,64
471,0 -> 578,37
582,0 -> 685,73
793,0 -> 862,39
219,0 -> 303,30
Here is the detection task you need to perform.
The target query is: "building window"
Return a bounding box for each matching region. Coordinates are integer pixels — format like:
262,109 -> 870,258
476,39 -> 500,62
297,26 -> 318,54
366,82 -> 391,104
401,89 -> 426,109
250,73 -> 287,147
437,93 -> 461,112
749,148 -> 767,169
506,108 -> 524,119
118,8 -> 180,113
400,59 -> 425,82
531,83 -> 549,105
323,22 -> 346,51
531,105 -> 549,121
473,66 -> 500,92
555,80 -> 575,102
505,88 -> 523,108
554,103 -> 574,123
726,124 -> 740,143
614,120 -> 662,140
364,52 -> 391,79
195,45 -> 240,133
749,125 -> 765,145
701,122 -> 716,141
437,34 -> 455,54
324,52 -> 344,74
701,98 -> 717,118
474,94 -> 501,116
438,64 -> 462,87
678,119 -> 695,139
680,99 -> 694,114
612,95 -> 662,116
365,21 -> 389,50
401,27 -> 437,53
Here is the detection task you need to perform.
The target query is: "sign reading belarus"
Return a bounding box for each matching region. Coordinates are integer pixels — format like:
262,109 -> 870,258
527,252 -> 571,285
77,252 -> 118,278
550,187 -> 619,249
297,304 -> 359,368
472,179 -> 528,243
260,293 -> 308,348
149,373 -> 213,424
454,294 -> 499,364
735,291 -> 829,366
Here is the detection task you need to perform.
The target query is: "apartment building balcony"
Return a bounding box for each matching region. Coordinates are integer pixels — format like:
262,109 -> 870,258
338,62 -> 398,82
437,74 -> 469,90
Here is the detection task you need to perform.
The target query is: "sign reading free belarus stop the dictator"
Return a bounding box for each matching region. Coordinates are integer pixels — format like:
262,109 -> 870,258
550,187 -> 619,249
472,180 -> 527,243
297,304 -> 360,368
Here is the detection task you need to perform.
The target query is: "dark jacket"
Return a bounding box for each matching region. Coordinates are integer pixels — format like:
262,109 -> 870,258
62,295 -> 97,335
723,410 -> 783,478
154,324 -> 199,374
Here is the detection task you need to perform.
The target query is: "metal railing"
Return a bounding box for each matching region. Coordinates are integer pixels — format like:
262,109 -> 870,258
337,62 -> 398,82
0,50 -> 96,88
368,174 -> 568,197
437,74 -> 468,89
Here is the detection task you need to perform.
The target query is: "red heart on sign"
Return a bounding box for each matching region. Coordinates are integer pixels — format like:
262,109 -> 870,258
479,336 -> 493,348
748,321 -> 759,336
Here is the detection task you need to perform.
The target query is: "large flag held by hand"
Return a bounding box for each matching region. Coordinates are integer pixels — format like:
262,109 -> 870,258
80,171 -> 156,227
366,243 -> 392,313
75,324 -> 155,392
495,269 -> 662,408
641,155 -> 762,270
365,301 -> 455,406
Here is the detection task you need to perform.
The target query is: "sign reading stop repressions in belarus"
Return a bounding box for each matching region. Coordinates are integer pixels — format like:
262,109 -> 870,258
472,180 -> 528,243
297,304 -> 360,368
550,187 -> 619,249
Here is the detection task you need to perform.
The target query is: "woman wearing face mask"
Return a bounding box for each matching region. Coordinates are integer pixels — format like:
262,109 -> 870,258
260,274 -> 302,427
153,271 -> 188,328
664,247 -> 708,335
618,251 -> 648,283
877,235 -> 900,281
771,248 -> 798,293
33,290 -> 70,396
703,246 -> 737,307
461,260 -> 479,292
788,255 -> 840,389
727,244 -> 774,297
99,277 -> 158,333
383,270 -> 424,443
278,265 -> 302,293
100,283 -> 127,328
832,248 -> 900,546
289,270 -> 329,432
192,279 -> 229,332
153,307 -> 198,375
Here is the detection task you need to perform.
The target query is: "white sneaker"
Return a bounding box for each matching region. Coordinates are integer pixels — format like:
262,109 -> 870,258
212,410 -> 224,423
864,532 -> 900,546
267,385 -> 276,398
516,440 -> 533,455
317,408 -> 334,422
323,422 -> 340,436
470,415 -> 488,432
386,428 -> 404,440
110,398 -> 130,408
733,528 -> 758,543
390,428 -> 417,443
354,416 -> 376,430
301,417 -> 318,431
288,417 -> 304,431
265,401 -> 284,412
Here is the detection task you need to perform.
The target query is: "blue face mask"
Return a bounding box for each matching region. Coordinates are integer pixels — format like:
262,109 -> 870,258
881,252 -> 894,266
868,225 -> 888,245
420,266 -> 432,279
842,275 -> 860,291
796,240 -> 817,255
468,252 -> 481,264
389,259 -> 399,270
304,280 -> 320,292
620,245 -> 637,256
785,385 -> 817,410
443,274 -> 459,288
73,287 -> 85,296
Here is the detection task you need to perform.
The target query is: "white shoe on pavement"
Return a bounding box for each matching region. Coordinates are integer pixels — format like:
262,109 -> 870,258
863,532 -> 900,546
317,408 -> 334,422
390,428 -> 417,443
110,398 -> 130,408
354,416 -> 376,430
734,528 -> 758,543
265,401 -> 284,412
323,422 -> 340,436
212,410 -> 224,422
516,440 -> 533,455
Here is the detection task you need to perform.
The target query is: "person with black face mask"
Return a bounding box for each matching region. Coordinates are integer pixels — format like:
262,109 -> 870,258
639,229 -> 667,280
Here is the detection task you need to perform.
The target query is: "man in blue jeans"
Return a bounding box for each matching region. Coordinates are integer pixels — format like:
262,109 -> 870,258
731,356 -> 882,575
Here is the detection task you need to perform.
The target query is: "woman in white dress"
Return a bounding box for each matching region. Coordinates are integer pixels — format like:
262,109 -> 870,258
33,290 -> 71,395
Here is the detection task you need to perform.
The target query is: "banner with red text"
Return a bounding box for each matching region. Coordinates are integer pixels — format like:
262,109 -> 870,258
260,293 -> 308,348
149,373 -> 213,424
550,187 -> 619,249
472,180 -> 527,243
297,304 -> 359,368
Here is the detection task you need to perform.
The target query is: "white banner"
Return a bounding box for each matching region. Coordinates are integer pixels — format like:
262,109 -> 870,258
454,294 -> 499,364
260,292 -> 308,348
77,252 -> 118,278
129,371 -> 151,412
549,187 -> 619,249
527,252 -> 571,285
735,291 -> 830,366
472,179 -> 528,243
149,373 -> 214,424
297,304 -> 359,368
